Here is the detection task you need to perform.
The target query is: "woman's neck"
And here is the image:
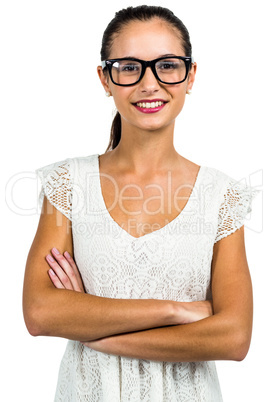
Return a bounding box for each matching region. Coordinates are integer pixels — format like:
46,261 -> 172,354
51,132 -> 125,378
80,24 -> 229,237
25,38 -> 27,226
109,122 -> 182,175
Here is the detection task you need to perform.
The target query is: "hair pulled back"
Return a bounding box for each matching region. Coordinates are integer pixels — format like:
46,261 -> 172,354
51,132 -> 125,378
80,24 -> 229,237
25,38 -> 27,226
101,5 -> 192,152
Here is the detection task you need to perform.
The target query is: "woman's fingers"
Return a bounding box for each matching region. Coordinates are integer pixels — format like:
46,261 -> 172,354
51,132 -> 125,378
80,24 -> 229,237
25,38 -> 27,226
45,251 -> 74,290
48,268 -> 65,289
51,247 -> 81,290
63,251 -> 85,292
46,248 -> 84,292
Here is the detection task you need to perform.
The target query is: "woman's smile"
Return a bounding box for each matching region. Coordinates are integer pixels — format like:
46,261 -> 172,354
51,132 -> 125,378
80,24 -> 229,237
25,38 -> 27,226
133,99 -> 167,113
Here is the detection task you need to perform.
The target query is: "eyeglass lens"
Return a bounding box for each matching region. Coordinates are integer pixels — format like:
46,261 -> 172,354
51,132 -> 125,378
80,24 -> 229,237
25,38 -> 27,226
111,58 -> 187,85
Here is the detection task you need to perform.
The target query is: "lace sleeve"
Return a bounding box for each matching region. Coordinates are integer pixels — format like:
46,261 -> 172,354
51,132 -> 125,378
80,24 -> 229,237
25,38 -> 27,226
214,178 -> 259,243
36,159 -> 73,221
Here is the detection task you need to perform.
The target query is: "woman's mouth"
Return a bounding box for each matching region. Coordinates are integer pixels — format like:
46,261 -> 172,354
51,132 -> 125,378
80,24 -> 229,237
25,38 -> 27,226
133,99 -> 167,113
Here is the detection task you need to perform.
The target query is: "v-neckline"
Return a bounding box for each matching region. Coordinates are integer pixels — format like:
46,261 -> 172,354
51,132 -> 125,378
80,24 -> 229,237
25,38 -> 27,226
95,154 -> 204,241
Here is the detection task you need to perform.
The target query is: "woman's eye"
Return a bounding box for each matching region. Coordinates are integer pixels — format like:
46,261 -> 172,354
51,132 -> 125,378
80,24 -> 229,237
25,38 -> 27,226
121,64 -> 139,72
158,62 -> 177,70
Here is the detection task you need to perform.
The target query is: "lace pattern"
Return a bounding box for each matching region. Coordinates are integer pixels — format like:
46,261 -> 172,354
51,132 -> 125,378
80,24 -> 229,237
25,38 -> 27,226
215,178 -> 259,243
36,159 -> 73,220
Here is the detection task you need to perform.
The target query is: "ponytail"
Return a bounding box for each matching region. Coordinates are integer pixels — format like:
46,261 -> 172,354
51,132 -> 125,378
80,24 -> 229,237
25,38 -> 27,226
105,111 -> 121,152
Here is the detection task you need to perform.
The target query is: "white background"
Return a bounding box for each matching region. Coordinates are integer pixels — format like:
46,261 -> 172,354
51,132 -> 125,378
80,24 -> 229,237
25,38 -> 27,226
1,0 -> 267,401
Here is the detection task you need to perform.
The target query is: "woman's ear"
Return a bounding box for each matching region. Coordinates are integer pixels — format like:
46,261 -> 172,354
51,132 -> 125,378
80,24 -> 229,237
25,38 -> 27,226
97,66 -> 111,94
186,62 -> 197,93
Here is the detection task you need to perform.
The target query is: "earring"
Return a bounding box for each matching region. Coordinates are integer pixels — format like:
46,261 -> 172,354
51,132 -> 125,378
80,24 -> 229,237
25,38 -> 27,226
105,91 -> 111,97
186,89 -> 192,95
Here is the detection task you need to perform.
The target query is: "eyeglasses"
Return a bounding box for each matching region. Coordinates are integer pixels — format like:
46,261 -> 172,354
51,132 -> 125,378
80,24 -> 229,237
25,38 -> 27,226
101,56 -> 194,87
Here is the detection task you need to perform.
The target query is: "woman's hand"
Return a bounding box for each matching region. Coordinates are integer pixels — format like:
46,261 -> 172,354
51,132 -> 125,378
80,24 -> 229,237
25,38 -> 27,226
46,248 -> 85,293
178,300 -> 213,324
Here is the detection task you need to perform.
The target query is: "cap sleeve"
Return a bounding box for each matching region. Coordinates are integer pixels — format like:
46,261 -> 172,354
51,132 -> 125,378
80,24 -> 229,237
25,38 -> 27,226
214,177 -> 260,243
36,158 -> 73,221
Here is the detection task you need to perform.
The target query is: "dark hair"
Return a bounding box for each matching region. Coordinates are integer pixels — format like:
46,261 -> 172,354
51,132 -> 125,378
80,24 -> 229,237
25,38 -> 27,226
101,5 -> 192,152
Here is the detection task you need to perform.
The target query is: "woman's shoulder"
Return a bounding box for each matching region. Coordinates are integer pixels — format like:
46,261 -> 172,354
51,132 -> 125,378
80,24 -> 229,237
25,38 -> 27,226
201,164 -> 259,212
201,164 -> 231,181
36,153 -> 99,173
181,156 -> 232,190
200,164 -> 239,192
35,154 -> 99,221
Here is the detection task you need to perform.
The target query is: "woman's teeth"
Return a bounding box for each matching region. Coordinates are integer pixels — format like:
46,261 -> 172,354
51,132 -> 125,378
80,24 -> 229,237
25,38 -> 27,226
136,101 -> 164,109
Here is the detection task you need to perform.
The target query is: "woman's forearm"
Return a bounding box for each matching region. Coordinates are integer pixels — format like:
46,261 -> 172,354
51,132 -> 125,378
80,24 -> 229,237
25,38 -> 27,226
26,283 -> 212,342
84,311 -> 250,362
25,287 -> 180,341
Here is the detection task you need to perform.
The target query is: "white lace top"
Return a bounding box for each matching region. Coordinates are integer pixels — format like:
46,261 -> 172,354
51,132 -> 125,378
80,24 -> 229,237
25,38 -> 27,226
37,154 -> 258,402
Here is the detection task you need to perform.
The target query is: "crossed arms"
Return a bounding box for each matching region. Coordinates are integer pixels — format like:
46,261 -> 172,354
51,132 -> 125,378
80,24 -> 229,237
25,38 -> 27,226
23,197 -> 253,362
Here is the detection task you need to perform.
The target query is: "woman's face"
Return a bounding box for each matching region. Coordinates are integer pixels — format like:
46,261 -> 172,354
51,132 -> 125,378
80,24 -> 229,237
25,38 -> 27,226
98,18 -> 196,133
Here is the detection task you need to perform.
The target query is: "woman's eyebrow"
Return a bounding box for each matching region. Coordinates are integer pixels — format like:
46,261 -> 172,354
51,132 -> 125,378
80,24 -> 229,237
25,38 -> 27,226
115,53 -> 179,59
159,53 -> 178,57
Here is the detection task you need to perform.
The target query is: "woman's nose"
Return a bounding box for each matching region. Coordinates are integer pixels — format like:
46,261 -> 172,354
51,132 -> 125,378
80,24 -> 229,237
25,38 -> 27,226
139,66 -> 160,93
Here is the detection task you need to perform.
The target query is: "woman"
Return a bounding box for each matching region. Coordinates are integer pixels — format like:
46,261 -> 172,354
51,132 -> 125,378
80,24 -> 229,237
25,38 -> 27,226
23,5 -> 257,401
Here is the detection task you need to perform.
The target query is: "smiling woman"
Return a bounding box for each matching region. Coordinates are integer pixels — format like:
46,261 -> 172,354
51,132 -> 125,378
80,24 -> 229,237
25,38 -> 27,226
98,16 -> 196,140
22,5 -> 258,402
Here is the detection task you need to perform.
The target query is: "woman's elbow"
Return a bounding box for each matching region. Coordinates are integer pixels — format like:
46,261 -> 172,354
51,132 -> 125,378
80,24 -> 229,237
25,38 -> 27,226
234,338 -> 251,362
230,327 -> 252,362
23,295 -> 52,337
23,305 -> 44,337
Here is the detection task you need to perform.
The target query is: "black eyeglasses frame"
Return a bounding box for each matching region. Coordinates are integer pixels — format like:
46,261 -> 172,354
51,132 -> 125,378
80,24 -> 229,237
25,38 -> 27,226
101,56 -> 194,87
